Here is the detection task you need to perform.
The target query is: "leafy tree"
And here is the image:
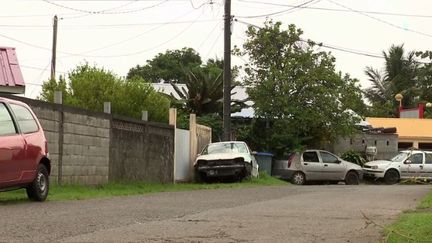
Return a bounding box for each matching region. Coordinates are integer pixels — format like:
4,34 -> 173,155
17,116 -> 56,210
39,76 -> 68,102
39,64 -> 170,122
127,47 -> 202,83
234,20 -> 366,156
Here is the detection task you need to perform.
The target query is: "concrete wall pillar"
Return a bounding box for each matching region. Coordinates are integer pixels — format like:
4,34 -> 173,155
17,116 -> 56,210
169,108 -> 177,183
189,114 -> 197,182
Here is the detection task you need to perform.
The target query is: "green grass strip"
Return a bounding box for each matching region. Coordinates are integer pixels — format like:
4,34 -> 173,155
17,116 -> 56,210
386,189 -> 432,242
0,172 -> 287,203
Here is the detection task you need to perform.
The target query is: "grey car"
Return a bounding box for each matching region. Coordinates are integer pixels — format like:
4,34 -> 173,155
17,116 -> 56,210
272,150 -> 363,185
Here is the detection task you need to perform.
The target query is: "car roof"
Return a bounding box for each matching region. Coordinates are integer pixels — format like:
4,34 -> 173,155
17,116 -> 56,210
0,96 -> 27,106
399,150 -> 432,154
209,141 -> 246,145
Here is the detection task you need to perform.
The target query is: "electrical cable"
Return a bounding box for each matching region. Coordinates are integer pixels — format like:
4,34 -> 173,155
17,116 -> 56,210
64,10 -> 205,58
59,8 -> 199,57
235,0 -> 319,19
237,0 -> 432,19
326,0 -> 432,39
234,19 -> 384,59
41,0 -> 170,14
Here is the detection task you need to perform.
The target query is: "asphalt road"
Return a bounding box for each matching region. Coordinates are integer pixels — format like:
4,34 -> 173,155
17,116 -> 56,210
0,185 -> 429,242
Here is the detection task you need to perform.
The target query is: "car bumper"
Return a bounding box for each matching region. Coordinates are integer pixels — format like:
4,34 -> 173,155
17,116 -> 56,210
363,169 -> 385,179
196,164 -> 245,177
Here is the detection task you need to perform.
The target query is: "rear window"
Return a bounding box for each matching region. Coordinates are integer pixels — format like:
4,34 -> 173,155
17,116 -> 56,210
9,104 -> 39,134
0,103 -> 17,136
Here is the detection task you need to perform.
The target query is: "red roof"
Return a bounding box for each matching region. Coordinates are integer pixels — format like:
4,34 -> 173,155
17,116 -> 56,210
0,47 -> 25,94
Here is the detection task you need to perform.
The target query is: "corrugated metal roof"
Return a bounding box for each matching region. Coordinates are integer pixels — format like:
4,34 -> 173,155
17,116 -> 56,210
0,46 -> 25,94
366,117 -> 432,140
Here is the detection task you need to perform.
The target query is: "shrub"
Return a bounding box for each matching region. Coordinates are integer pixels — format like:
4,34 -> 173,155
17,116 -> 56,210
340,150 -> 366,166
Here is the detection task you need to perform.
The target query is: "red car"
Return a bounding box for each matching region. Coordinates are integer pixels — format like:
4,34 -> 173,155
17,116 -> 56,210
0,97 -> 50,201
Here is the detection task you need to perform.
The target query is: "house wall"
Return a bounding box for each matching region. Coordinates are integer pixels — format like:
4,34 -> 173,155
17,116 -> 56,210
331,133 -> 398,160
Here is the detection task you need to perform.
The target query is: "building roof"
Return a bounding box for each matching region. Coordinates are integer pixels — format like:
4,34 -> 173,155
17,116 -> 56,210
0,47 -> 25,94
366,117 -> 432,140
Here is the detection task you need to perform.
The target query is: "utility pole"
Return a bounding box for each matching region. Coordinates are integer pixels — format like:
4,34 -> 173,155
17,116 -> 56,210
51,15 -> 58,81
223,0 -> 232,141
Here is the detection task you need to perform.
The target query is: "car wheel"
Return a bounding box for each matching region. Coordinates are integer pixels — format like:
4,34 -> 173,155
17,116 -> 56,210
345,171 -> 359,185
291,172 -> 306,185
384,170 -> 399,185
26,164 -> 49,202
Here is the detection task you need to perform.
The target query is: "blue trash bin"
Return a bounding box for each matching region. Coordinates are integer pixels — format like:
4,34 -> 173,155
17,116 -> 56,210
254,152 -> 274,176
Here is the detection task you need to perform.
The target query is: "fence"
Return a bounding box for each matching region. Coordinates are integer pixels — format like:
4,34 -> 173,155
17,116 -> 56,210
2,95 -> 174,185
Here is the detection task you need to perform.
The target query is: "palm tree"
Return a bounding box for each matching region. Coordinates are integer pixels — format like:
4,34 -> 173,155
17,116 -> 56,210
364,45 -> 420,116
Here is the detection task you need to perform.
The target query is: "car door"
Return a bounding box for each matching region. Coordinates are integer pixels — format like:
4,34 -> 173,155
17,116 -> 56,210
400,152 -> 424,179
9,103 -> 41,173
422,152 -> 432,179
301,151 -> 322,180
0,102 -> 26,184
319,151 -> 346,180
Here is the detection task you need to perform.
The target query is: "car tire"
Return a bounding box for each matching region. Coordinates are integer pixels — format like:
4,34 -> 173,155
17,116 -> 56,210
26,164 -> 49,202
345,171 -> 359,185
291,172 -> 306,185
384,170 -> 399,185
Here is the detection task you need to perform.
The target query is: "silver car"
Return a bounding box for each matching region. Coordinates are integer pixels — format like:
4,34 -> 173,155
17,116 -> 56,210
273,150 -> 363,185
363,150 -> 432,184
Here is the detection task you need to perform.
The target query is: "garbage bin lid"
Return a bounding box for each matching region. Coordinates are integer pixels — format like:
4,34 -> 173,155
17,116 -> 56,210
255,152 -> 273,156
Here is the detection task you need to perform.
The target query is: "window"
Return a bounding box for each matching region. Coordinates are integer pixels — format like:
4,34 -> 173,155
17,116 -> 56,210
302,152 -> 319,163
398,142 -> 413,150
320,152 -> 339,164
419,143 -> 432,150
408,153 -> 423,164
0,103 -> 17,136
9,104 -> 38,134
425,153 -> 432,164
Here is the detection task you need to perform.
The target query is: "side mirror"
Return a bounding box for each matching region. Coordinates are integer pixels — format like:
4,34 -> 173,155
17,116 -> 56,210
336,160 -> 342,164
197,153 -> 201,157
404,160 -> 411,164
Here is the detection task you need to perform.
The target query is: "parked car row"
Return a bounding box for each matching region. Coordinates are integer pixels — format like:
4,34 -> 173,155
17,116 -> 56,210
271,149 -> 432,185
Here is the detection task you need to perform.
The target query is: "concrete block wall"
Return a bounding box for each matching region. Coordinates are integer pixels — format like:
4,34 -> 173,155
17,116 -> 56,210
331,133 -> 398,160
109,118 -> 174,184
61,111 -> 110,184
4,95 -> 175,185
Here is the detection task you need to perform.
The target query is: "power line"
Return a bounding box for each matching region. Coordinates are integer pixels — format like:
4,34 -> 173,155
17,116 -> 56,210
234,19 -> 384,59
64,10 -> 205,58
0,18 -> 220,29
41,0 -> 170,14
235,0 -> 319,19
237,0 -> 432,19
59,8 -> 201,57
326,0 -> 432,39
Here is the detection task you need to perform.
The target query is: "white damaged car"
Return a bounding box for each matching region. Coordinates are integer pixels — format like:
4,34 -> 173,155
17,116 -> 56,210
194,141 -> 259,182
363,150 -> 432,184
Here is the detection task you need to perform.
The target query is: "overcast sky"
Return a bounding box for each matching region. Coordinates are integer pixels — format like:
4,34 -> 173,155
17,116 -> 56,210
1,0 -> 432,98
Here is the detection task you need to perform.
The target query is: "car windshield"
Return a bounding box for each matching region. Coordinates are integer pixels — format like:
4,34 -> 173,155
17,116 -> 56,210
203,143 -> 248,155
391,152 -> 409,162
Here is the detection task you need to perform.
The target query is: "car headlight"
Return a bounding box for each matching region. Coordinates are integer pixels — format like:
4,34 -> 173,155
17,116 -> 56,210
371,165 -> 379,169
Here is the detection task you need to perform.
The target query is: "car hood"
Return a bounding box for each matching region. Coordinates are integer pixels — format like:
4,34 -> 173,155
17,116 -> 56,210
343,160 -> 362,170
197,153 -> 251,162
364,160 -> 392,166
